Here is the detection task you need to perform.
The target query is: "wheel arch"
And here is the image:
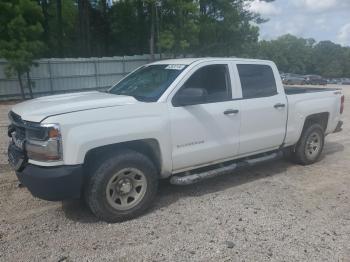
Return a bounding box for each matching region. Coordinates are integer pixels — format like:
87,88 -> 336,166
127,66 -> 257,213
83,139 -> 162,176
290,118 -> 326,165
302,112 -> 329,132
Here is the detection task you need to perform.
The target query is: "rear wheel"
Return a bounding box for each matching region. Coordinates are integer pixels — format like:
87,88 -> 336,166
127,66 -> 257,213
290,123 -> 325,165
85,149 -> 158,222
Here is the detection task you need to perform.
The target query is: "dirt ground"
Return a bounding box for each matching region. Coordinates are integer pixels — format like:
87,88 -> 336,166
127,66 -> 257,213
0,85 -> 349,262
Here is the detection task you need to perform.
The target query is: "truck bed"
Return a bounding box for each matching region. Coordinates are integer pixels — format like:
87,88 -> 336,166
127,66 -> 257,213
283,85 -> 342,146
284,86 -> 339,95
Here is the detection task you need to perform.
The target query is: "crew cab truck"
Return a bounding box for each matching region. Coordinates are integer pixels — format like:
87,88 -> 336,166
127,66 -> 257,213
7,58 -> 344,222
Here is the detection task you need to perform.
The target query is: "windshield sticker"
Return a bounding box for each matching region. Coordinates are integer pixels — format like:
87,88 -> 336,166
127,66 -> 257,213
165,64 -> 186,70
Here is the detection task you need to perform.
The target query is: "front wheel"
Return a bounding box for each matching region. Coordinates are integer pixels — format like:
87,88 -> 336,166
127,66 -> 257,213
290,123 -> 325,165
85,149 -> 158,222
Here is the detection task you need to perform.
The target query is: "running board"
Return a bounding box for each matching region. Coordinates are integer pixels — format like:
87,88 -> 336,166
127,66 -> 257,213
170,151 -> 282,185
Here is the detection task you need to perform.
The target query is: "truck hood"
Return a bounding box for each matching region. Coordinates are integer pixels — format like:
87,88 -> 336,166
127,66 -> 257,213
11,91 -> 139,122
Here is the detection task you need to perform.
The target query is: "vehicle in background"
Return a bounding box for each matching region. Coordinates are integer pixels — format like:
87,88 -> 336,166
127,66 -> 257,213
341,78 -> 350,85
282,73 -> 306,85
327,78 -> 341,85
304,75 -> 327,85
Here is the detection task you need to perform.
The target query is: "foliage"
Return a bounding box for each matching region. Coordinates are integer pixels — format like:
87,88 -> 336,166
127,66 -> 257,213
109,0 -> 148,55
1,0 -> 350,101
255,34 -> 350,78
197,0 -> 259,56
312,41 -> 346,78
159,0 -> 199,56
36,0 -> 264,58
45,0 -> 78,57
0,0 -> 45,99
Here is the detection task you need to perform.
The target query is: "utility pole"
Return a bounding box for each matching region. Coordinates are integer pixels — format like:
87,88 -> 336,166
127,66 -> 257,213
56,0 -> 63,57
155,1 -> 162,59
78,0 -> 91,57
149,1 -> 155,61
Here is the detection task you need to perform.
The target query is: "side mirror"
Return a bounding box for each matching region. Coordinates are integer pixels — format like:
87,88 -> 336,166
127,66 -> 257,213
173,87 -> 207,107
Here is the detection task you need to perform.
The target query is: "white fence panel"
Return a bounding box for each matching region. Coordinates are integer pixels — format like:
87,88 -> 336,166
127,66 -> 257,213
0,54 -> 156,100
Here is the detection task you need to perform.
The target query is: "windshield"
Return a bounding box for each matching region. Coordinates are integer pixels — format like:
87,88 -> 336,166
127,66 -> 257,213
109,64 -> 187,102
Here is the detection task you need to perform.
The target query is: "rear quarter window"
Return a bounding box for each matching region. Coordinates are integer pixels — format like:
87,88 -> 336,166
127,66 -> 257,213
237,64 -> 277,99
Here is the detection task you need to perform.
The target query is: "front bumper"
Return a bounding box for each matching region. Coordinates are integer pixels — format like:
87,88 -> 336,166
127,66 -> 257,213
16,164 -> 83,201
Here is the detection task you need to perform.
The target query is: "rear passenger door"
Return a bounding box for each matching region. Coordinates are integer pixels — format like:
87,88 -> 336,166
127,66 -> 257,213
236,63 -> 287,155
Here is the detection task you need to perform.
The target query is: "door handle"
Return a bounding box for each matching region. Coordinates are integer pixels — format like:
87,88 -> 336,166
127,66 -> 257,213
224,109 -> 239,115
274,103 -> 285,108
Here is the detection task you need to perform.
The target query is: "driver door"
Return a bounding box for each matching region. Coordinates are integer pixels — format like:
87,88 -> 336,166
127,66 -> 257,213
168,63 -> 241,172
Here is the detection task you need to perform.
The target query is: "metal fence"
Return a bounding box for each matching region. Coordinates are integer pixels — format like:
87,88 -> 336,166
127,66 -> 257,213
0,54 -> 163,100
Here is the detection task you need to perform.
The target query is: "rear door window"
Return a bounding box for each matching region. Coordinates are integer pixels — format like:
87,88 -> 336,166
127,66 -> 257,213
237,64 -> 277,99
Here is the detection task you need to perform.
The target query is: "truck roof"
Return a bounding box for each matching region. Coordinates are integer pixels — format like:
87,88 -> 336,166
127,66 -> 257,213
150,57 -> 272,65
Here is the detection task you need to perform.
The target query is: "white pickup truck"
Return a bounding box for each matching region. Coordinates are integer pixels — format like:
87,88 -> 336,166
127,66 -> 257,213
8,58 -> 344,222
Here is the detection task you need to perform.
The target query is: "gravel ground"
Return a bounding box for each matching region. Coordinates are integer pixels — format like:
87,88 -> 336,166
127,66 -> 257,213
0,86 -> 349,262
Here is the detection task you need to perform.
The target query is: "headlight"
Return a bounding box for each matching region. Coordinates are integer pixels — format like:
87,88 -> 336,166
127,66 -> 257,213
25,123 -> 62,161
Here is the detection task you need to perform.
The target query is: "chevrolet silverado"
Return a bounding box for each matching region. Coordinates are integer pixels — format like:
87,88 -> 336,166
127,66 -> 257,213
7,58 -> 344,222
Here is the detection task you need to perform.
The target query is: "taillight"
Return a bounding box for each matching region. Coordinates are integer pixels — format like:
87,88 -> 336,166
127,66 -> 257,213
340,95 -> 345,114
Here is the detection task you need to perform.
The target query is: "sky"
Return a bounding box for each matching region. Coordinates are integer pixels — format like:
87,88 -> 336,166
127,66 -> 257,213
247,0 -> 350,46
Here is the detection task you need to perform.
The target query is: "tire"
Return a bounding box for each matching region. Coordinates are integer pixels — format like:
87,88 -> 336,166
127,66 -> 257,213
290,123 -> 325,165
85,149 -> 158,223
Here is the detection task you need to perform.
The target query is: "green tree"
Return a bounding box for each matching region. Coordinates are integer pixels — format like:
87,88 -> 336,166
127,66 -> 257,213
196,0 -> 260,56
256,34 -> 315,74
109,0 -> 147,55
312,41 -> 344,78
41,0 -> 78,57
159,0 -> 199,57
342,47 -> 350,77
255,34 -> 350,78
0,0 -> 45,99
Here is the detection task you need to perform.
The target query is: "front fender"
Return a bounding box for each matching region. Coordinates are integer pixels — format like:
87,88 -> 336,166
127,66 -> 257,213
43,103 -> 172,175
